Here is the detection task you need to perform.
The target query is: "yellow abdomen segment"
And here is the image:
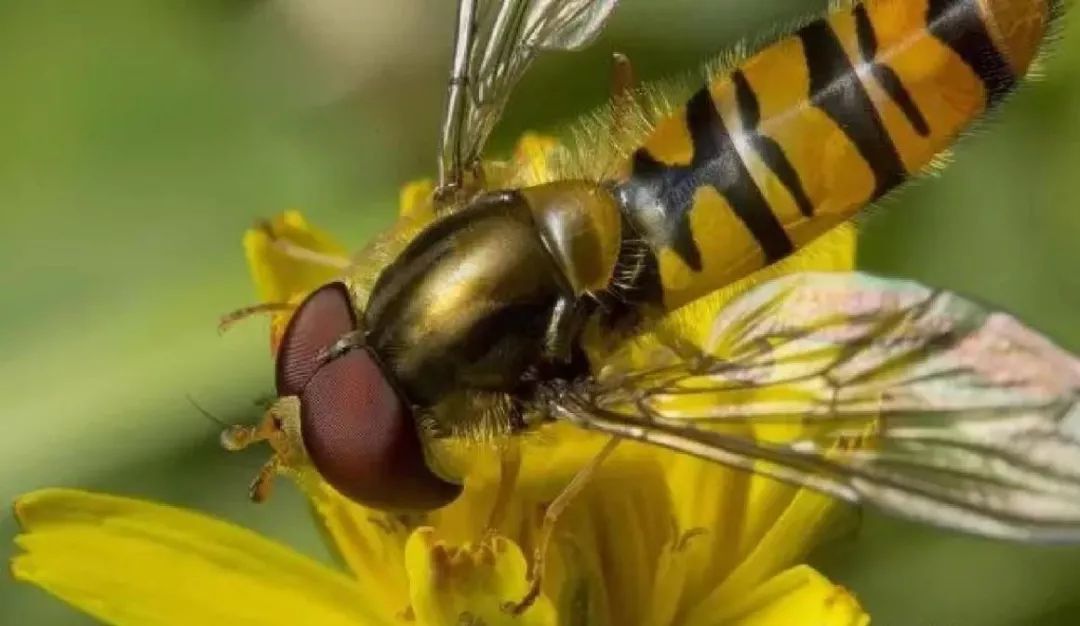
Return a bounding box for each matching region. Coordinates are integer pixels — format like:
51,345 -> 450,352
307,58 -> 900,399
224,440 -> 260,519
614,0 -> 1054,310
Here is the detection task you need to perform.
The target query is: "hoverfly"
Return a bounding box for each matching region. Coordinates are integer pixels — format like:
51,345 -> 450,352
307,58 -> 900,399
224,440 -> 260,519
225,0 -> 1080,602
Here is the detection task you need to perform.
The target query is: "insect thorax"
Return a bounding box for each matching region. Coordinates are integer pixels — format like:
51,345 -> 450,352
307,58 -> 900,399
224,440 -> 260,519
357,180 -> 634,440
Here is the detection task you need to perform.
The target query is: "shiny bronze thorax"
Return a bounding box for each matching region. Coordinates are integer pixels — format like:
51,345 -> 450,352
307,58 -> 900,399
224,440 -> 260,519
362,181 -> 622,412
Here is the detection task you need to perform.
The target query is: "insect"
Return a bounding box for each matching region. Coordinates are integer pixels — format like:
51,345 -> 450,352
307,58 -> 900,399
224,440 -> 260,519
225,0 -> 1080,607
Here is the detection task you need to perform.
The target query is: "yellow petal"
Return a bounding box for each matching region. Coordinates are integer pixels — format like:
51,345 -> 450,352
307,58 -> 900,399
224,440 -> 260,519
713,565 -> 869,626
422,429 -> 677,626
645,530 -> 696,626
696,488 -> 847,614
304,481 -> 413,612
650,448 -> 757,613
243,210 -> 348,303
551,448 -> 675,626
243,210 -> 349,348
303,430 -> 601,623
12,489 -> 391,626
427,426 -> 615,540
657,224 -> 857,532
404,528 -> 556,626
627,224 -> 859,618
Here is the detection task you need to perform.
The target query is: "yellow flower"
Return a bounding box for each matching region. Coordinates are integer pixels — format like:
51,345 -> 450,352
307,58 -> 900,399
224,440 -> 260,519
12,134 -> 870,626
242,210 -> 350,353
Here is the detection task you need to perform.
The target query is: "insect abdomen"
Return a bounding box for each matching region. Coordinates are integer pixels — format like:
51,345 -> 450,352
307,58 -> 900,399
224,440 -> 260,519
615,0 -> 1054,310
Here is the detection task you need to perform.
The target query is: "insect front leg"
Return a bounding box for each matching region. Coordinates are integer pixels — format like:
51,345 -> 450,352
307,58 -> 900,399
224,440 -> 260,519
610,52 -> 637,142
543,295 -> 589,364
218,301 -> 295,334
611,52 -> 636,104
220,396 -> 305,503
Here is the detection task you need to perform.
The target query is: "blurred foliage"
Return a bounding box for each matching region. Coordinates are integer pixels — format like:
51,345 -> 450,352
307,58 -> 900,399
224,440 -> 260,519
2,0 -> 1079,624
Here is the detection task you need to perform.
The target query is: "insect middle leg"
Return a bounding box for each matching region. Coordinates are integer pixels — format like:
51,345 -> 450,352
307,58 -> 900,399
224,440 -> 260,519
485,441 -> 523,533
506,436 -> 621,615
611,52 -> 636,103
218,301 -> 295,333
543,296 -> 590,364
610,52 -> 637,139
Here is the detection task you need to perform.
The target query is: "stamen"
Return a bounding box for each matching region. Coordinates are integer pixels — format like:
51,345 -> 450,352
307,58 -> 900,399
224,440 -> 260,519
186,394 -> 231,430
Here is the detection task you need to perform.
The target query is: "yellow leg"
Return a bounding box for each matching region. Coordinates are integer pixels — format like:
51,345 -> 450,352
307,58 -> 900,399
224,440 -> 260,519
507,436 -> 621,615
221,399 -> 301,503
610,52 -> 637,139
486,441 -> 522,533
218,301 -> 294,334
248,456 -> 282,503
611,52 -> 636,101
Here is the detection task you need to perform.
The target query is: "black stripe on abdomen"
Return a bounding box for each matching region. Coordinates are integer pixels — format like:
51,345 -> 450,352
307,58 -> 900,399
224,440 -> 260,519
684,88 -> 795,263
927,0 -> 1016,106
853,4 -> 931,136
798,18 -> 906,199
618,88 -> 795,269
731,70 -> 816,217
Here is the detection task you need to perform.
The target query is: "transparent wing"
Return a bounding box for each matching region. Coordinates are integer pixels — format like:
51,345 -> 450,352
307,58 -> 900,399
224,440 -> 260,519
552,272 -> 1080,541
438,0 -> 620,193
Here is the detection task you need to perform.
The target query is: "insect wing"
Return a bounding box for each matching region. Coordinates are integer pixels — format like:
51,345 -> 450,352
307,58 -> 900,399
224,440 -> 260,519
439,0 -> 620,191
556,272 -> 1080,542
519,0 -> 620,49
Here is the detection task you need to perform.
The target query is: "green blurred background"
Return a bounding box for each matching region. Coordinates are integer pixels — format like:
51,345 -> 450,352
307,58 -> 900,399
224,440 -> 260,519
2,0 -> 1079,624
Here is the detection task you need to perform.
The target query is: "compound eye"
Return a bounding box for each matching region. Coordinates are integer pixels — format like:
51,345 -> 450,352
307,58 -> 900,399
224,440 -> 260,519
300,348 -> 462,511
276,282 -> 356,397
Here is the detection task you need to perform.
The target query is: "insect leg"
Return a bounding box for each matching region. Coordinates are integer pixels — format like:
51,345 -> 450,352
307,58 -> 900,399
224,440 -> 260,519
485,441 -> 522,533
611,52 -> 636,100
219,411 -> 276,453
221,397 -> 304,503
543,295 -> 589,364
218,301 -> 294,334
248,456 -> 282,503
506,436 -> 621,615
610,52 -> 637,139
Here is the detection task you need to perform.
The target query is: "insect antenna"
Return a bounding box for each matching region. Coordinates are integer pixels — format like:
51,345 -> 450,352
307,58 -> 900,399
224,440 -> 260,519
185,393 -> 233,430
251,392 -> 279,410
185,393 -> 270,453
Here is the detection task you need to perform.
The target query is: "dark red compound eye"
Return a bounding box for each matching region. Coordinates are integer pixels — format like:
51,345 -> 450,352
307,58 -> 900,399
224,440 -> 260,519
276,282 -> 461,510
300,348 -> 462,510
276,282 -> 357,397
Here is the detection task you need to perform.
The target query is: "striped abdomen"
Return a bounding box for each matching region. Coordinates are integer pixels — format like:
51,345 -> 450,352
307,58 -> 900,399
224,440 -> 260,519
614,0 -> 1054,310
